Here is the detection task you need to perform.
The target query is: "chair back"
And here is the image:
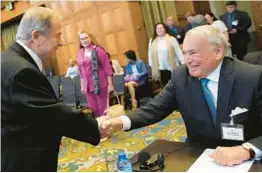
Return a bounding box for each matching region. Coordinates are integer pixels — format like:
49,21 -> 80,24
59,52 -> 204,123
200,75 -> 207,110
47,76 -> 60,100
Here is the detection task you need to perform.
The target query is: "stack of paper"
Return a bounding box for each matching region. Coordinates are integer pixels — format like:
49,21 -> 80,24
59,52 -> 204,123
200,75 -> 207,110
187,149 -> 254,172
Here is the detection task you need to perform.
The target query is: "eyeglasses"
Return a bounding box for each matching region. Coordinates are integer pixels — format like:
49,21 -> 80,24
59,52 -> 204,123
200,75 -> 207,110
80,37 -> 89,41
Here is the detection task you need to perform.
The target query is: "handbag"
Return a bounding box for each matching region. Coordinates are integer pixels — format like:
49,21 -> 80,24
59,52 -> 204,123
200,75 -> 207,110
106,91 -> 125,118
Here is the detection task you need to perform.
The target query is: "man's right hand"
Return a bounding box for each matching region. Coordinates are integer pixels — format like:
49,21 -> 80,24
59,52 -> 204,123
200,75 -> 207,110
99,117 -> 124,138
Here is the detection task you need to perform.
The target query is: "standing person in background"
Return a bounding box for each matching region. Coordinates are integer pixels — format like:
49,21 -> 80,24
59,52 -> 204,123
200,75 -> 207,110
184,12 -> 195,33
220,1 -> 251,60
166,16 -> 185,45
65,59 -> 79,78
77,30 -> 113,117
205,12 -> 232,57
148,22 -> 184,86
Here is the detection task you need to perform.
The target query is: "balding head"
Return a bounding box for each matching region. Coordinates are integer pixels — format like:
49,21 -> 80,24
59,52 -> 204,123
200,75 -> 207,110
16,7 -> 63,59
166,16 -> 174,26
191,14 -> 207,28
183,25 -> 227,78
16,7 -> 61,41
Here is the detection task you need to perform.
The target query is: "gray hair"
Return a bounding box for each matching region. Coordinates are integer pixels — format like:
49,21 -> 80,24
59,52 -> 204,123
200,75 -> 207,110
186,25 -> 229,56
191,14 -> 207,28
16,7 -> 61,41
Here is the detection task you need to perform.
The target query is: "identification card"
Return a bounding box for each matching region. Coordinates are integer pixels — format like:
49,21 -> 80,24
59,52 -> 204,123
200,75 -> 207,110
232,20 -> 238,26
221,123 -> 244,141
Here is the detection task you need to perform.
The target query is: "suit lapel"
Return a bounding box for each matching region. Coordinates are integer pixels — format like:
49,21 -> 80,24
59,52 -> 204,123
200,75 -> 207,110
9,42 -> 39,70
216,57 -> 235,131
187,75 -> 215,132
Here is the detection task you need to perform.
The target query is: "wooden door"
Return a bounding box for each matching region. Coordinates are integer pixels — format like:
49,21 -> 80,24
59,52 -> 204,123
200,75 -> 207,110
251,2 -> 262,50
96,2 -> 137,65
193,1 -> 210,15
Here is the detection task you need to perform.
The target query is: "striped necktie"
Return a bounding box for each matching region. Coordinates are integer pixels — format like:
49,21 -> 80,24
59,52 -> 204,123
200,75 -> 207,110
200,78 -> 216,124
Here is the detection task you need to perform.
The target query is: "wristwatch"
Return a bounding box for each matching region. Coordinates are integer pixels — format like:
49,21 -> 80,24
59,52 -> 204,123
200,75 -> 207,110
242,143 -> 255,159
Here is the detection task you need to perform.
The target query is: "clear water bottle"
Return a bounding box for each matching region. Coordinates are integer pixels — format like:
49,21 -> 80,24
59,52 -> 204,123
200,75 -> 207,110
117,152 -> 133,172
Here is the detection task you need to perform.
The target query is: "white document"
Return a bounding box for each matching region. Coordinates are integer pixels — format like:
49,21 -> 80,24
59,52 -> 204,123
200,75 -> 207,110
187,149 -> 254,172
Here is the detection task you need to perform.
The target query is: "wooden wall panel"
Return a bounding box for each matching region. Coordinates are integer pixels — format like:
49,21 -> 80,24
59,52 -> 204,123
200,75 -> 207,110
1,1 -> 149,74
1,1 -> 30,23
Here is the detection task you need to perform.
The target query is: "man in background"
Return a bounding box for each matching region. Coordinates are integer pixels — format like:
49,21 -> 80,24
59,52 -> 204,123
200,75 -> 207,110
1,7 -> 106,171
166,16 -> 185,45
220,1 -> 252,60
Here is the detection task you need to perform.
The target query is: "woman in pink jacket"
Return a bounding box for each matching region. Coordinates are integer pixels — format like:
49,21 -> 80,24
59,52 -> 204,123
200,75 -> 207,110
77,30 -> 113,117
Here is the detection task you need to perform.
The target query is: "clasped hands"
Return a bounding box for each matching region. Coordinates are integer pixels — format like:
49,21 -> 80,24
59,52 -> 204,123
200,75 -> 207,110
96,116 -> 123,139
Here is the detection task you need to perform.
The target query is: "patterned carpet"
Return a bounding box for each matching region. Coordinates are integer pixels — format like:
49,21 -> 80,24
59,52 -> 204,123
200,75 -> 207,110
57,112 -> 187,172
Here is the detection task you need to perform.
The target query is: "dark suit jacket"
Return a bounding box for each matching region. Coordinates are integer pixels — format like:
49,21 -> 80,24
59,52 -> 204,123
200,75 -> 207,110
168,25 -> 185,45
128,57 -> 262,149
220,10 -> 251,44
1,42 -> 101,172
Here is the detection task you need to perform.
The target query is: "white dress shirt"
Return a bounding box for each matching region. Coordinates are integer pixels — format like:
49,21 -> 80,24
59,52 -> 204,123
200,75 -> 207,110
16,40 -> 43,72
120,60 -> 262,158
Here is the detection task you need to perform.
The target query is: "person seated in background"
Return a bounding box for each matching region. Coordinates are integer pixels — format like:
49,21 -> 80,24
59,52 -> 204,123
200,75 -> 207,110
124,50 -> 148,110
166,16 -> 185,45
107,52 -> 124,75
184,11 -> 195,33
65,59 -> 79,78
205,12 -> 232,57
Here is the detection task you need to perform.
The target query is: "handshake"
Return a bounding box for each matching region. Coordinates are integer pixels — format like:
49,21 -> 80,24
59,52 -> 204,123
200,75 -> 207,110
96,116 -> 124,139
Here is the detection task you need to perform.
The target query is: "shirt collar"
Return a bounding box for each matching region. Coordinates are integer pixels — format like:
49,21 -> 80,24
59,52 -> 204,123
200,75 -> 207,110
16,40 -> 43,72
206,61 -> 223,83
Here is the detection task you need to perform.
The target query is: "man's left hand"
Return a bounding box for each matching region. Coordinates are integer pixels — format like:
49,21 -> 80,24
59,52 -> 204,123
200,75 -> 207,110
228,29 -> 237,34
209,146 -> 250,166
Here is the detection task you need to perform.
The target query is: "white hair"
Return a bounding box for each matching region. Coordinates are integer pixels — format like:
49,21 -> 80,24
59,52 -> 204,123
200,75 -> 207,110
191,14 -> 207,28
186,25 -> 229,56
16,7 -> 61,41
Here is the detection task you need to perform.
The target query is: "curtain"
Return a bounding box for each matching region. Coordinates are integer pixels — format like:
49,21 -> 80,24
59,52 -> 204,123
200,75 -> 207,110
141,1 -> 177,39
1,21 -> 20,50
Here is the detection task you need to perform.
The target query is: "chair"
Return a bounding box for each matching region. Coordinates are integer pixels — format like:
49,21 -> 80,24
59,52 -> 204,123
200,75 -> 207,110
73,76 -> 88,107
47,76 -> 60,100
61,77 -> 78,107
111,74 -> 125,106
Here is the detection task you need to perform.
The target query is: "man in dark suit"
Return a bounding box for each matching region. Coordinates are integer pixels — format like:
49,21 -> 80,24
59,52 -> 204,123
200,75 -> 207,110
1,7 -> 107,171
166,16 -> 185,45
102,25 -> 262,166
220,1 -> 252,61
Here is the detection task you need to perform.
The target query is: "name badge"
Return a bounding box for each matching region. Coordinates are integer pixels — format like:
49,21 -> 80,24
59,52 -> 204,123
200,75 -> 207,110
221,123 -> 244,141
232,20 -> 238,26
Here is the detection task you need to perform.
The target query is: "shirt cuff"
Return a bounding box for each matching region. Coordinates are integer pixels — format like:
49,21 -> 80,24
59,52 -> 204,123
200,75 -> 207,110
245,142 -> 262,159
96,119 -> 100,129
119,115 -> 131,131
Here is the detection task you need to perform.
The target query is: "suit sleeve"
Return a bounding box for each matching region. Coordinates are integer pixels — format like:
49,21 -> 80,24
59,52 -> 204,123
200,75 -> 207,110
247,71 -> 262,151
127,73 -> 179,130
236,12 -> 251,32
10,67 -> 100,145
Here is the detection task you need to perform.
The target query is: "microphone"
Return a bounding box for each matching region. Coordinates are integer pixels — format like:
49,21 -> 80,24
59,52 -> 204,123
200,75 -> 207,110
138,152 -> 151,165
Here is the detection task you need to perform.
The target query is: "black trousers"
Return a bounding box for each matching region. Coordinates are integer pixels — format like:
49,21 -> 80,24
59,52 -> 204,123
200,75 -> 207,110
160,70 -> 171,86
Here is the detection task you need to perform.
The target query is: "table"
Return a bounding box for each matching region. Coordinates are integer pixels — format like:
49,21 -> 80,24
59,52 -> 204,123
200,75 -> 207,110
130,140 -> 262,172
